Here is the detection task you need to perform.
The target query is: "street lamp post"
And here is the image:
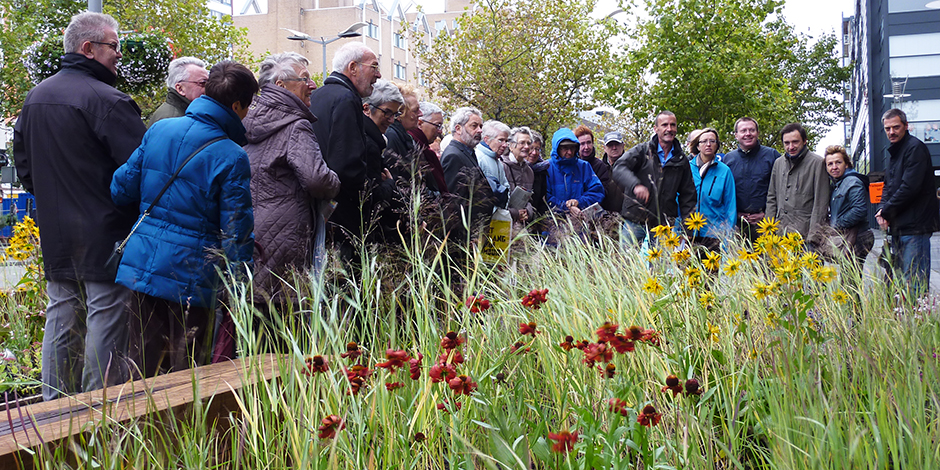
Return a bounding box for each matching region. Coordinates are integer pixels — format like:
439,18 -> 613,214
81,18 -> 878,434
283,22 -> 368,80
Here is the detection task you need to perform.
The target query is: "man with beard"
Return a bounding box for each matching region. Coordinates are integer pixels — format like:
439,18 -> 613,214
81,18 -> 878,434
612,111 -> 696,245
441,107 -> 495,233
765,123 -> 829,238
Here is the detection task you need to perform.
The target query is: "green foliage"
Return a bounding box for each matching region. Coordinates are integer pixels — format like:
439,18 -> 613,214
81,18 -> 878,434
420,0 -> 615,138
597,0 -> 851,147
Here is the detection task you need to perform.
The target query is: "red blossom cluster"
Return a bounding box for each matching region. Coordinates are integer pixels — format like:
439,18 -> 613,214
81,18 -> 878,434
302,355 -> 329,376
343,364 -> 372,395
518,321 -> 540,336
547,429 -> 579,454
465,295 -> 491,313
662,375 -> 704,398
340,341 -> 362,360
375,349 -> 411,372
432,331 -> 477,408
317,414 -> 345,440
521,288 -> 548,309
637,405 -> 662,427
560,323 -> 662,374
608,398 -> 628,416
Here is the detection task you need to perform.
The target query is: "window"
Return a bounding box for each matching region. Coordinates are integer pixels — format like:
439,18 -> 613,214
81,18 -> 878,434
889,0 -> 940,13
394,63 -> 406,80
367,22 -> 379,39
889,33 -> 940,78
434,20 -> 446,33
417,69 -> 426,87
394,32 -> 406,49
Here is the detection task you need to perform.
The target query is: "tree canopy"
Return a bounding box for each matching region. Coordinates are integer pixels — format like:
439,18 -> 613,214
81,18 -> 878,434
420,0 -> 615,138
595,0 -> 850,147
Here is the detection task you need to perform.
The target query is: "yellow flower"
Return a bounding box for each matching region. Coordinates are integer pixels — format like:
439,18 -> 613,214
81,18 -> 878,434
672,248 -> 691,264
752,282 -> 773,300
699,291 -> 716,309
723,259 -> 742,275
774,260 -> 801,284
737,249 -> 760,262
781,232 -> 804,252
833,290 -> 849,304
703,251 -> 721,271
660,233 -> 681,250
643,277 -> 663,295
755,233 -> 782,255
650,224 -> 673,240
800,252 -> 821,269
765,311 -> 778,326
811,265 -> 837,283
685,266 -> 703,287
684,212 -> 708,232
757,217 -> 779,235
646,247 -> 663,262
707,322 -> 720,342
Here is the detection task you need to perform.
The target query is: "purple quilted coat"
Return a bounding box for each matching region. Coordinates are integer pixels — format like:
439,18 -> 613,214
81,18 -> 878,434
243,84 -> 340,305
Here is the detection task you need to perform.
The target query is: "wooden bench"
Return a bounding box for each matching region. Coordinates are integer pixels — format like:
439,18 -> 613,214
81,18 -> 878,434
0,354 -> 283,468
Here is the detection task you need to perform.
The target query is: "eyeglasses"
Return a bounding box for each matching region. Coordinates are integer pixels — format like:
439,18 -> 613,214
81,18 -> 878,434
371,105 -> 402,119
180,79 -> 208,87
558,145 -> 579,152
357,62 -> 381,72
420,119 -> 443,130
90,41 -> 120,52
282,77 -> 313,84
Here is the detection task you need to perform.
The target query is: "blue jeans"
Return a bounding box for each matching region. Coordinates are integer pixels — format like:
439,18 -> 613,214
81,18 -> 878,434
621,219 -> 648,248
891,233 -> 931,297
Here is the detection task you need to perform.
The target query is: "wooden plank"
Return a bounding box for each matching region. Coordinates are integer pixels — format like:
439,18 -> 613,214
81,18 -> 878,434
0,353 -> 284,468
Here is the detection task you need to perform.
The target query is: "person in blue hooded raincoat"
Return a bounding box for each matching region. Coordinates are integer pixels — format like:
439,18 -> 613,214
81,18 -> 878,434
111,61 -> 259,378
545,128 -> 605,218
688,128 -> 736,251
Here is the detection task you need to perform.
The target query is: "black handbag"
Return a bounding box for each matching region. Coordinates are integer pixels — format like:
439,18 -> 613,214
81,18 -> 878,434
105,137 -> 226,279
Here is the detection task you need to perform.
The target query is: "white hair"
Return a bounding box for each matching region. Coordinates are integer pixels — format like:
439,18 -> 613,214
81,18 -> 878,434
419,101 -> 442,117
257,52 -> 309,87
332,42 -> 373,74
530,130 -> 543,146
63,12 -> 119,54
363,79 -> 403,107
449,107 -> 482,134
510,126 -> 532,143
482,120 -> 510,140
166,56 -> 207,88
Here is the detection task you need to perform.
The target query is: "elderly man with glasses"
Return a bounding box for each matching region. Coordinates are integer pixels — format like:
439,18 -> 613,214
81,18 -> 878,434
148,56 -> 209,127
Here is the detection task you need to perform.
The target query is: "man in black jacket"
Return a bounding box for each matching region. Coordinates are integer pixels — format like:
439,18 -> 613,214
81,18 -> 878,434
13,12 -> 147,400
722,117 -> 781,243
440,107 -> 495,236
612,111 -> 697,245
309,42 -> 380,262
876,108 -> 940,297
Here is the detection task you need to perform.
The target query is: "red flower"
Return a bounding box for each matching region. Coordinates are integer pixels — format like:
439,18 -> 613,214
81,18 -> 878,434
466,295 -> 491,313
436,401 -> 462,412
340,342 -> 362,360
547,430 -> 579,454
684,378 -> 703,396
303,355 -> 329,375
609,334 -> 635,353
429,362 -> 457,383
385,381 -> 404,391
640,329 -> 661,347
518,321 -> 539,336
375,349 -> 411,372
626,325 -> 644,341
661,374 -> 683,397
408,353 -> 423,380
440,331 -> 465,350
582,342 -> 613,367
317,414 -> 345,440
521,288 -> 549,309
596,322 -> 619,342
599,363 -> 616,378
559,335 -> 575,351
608,398 -> 628,416
437,349 -> 464,365
414,432 -> 426,442
344,365 -> 372,395
510,341 -> 530,354
574,340 -> 590,350
637,405 -> 662,427
447,375 -> 478,396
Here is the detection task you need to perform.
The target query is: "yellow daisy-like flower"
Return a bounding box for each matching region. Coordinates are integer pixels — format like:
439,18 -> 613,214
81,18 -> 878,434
781,232 -> 804,253
650,224 -> 673,240
723,259 -> 742,275
737,249 -> 760,262
800,252 -> 821,269
765,311 -> 778,326
646,247 -> 663,262
642,277 -> 663,295
832,290 -> 849,304
755,233 -> 782,255
707,322 -> 720,342
774,260 -> 801,284
660,233 -> 681,250
811,265 -> 837,283
672,248 -> 691,264
757,217 -> 779,235
699,291 -> 716,309
702,251 -> 721,271
684,212 -> 708,232
752,282 -> 773,300
685,265 -> 703,283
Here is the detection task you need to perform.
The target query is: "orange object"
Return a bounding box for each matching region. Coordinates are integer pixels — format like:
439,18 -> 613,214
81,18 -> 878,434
869,182 -> 884,204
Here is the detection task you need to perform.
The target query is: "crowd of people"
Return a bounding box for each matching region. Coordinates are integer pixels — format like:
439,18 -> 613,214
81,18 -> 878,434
9,12 -> 940,401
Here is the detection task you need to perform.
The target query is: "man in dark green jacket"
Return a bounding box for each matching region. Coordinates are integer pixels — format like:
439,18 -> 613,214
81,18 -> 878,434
147,56 -> 208,127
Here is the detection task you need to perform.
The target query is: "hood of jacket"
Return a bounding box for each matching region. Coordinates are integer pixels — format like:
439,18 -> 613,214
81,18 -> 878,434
243,84 -> 316,144
60,52 -> 117,86
186,95 -> 248,146
551,128 -> 580,168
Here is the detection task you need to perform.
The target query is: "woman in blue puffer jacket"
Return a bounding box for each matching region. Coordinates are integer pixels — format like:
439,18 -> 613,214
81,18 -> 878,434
824,145 -> 873,262
111,61 -> 258,378
689,128 -> 737,251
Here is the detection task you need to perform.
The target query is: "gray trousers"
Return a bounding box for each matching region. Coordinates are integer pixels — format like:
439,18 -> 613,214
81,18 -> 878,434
41,280 -> 131,401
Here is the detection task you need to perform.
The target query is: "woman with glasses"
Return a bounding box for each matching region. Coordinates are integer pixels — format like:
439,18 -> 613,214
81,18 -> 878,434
361,79 -> 404,243
407,101 -> 449,194
688,128 -> 736,251
242,53 -> 340,320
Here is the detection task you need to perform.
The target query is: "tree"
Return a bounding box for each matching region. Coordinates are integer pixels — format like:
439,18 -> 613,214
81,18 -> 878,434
0,0 -> 252,119
419,0 -> 615,138
596,0 -> 850,147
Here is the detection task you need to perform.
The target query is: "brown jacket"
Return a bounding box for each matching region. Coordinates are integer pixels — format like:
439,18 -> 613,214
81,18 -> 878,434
243,84 -> 340,304
765,147 -> 830,238
501,154 -> 536,223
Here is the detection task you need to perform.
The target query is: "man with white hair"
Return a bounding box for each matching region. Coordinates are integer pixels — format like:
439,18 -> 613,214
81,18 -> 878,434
475,120 -> 511,207
440,107 -> 495,231
148,56 -> 209,127
308,42 -> 381,260
13,12 -> 146,400
407,101 -> 448,193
